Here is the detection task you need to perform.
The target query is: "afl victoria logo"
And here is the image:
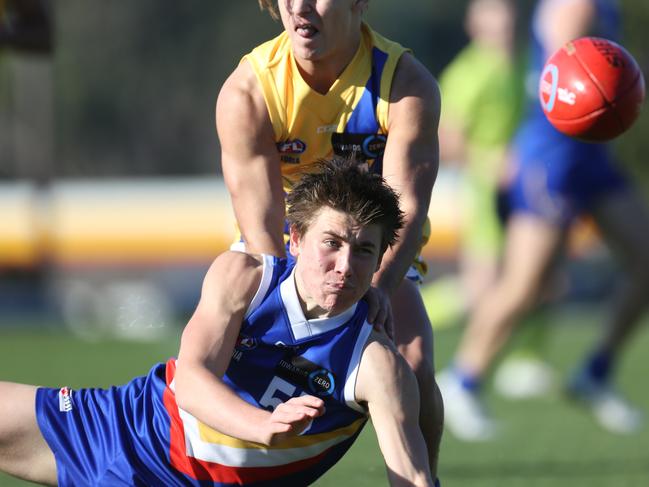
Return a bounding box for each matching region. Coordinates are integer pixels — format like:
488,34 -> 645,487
277,139 -> 306,154
539,63 -> 559,113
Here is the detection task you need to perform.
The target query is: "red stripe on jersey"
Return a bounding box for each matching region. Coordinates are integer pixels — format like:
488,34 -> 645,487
163,359 -> 329,484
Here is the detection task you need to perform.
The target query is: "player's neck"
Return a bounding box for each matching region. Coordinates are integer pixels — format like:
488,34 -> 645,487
294,35 -> 361,95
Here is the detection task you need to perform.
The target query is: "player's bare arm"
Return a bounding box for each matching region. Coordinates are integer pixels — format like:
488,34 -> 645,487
374,52 -> 440,296
356,331 -> 434,486
174,251 -> 324,445
217,61 -> 287,257
538,0 -> 595,53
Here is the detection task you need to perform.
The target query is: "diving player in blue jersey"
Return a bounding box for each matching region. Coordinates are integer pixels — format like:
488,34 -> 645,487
0,160 -> 438,486
217,0 -> 443,473
439,0 -> 649,441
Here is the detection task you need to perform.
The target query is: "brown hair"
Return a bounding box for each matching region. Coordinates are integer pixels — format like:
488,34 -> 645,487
257,0 -> 280,20
286,159 -> 404,253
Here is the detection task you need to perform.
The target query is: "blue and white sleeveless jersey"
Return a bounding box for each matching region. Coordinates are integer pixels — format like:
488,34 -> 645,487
36,255 -> 372,486
243,23 -> 408,189
241,25 -> 430,278
165,254 -> 372,485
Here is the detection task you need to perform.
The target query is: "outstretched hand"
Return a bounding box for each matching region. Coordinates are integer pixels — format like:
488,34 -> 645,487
363,285 -> 394,339
263,395 -> 325,445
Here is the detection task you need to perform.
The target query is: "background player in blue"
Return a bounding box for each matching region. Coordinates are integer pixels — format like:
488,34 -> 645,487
0,160 -> 438,486
438,0 -> 649,440
217,0 -> 443,473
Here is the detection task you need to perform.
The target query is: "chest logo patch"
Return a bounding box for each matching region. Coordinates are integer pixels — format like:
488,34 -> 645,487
236,334 -> 258,351
275,353 -> 336,397
277,139 -> 306,154
331,133 -> 386,161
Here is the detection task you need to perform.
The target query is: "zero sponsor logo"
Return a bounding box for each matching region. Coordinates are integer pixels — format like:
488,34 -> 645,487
361,134 -> 387,159
58,387 -> 73,412
275,353 -> 337,397
308,369 -> 335,396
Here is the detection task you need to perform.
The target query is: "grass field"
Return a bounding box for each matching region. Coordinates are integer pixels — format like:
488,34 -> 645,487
1,308 -> 648,487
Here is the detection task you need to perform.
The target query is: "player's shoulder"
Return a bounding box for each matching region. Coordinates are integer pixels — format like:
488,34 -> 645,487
389,50 -> 440,113
365,24 -> 408,56
210,250 -> 264,275
245,30 -> 290,68
363,23 -> 430,86
216,57 -> 272,135
204,251 -> 266,301
360,331 -> 406,380
218,31 -> 288,103
387,52 -> 440,128
218,58 -> 259,103
228,31 -> 288,96
355,330 -> 416,403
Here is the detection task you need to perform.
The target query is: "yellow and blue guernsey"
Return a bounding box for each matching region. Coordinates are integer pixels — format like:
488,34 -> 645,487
243,23 -> 407,191
35,255 -> 372,486
242,26 -> 430,277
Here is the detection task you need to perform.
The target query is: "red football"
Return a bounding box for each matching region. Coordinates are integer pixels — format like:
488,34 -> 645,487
539,36 -> 645,142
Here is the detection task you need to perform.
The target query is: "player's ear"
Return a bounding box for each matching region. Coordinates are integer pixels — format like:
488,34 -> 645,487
289,225 -> 301,258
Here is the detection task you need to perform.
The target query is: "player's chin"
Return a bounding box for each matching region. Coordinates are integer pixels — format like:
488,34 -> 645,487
322,290 -> 359,314
293,43 -> 324,61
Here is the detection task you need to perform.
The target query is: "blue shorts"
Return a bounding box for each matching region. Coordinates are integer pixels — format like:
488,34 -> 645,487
508,117 -> 629,227
36,363 -> 207,486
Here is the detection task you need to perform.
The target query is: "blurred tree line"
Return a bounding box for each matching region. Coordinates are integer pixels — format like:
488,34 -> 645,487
0,0 -> 647,185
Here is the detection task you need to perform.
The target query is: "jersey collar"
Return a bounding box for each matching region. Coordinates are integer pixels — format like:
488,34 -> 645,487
280,266 -> 358,340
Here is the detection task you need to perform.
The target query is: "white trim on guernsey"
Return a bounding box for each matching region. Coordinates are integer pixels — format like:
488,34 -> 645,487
244,254 -> 276,319
344,322 -> 373,413
229,241 -> 246,252
280,266 -> 357,340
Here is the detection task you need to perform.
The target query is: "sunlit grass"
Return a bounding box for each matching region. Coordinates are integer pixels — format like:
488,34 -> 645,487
1,309 -> 648,487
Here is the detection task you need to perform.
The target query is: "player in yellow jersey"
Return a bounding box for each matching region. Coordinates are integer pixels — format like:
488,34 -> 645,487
217,0 -> 443,479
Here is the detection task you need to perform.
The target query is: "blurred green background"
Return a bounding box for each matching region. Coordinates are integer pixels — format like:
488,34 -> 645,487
1,309 -> 648,487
